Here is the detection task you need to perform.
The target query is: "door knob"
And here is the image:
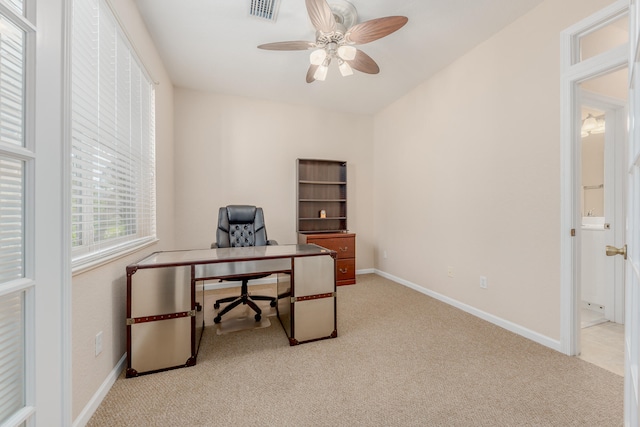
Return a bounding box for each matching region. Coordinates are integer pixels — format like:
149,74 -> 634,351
606,244 -> 627,260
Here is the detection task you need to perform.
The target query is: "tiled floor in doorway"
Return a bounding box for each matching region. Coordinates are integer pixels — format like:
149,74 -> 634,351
579,318 -> 624,376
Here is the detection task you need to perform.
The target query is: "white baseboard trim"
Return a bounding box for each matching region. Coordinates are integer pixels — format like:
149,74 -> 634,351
203,269 -> 375,291
374,269 -> 562,353
73,353 -> 127,427
203,276 -> 277,291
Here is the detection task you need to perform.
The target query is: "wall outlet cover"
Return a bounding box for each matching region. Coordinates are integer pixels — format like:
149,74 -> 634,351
480,276 -> 488,289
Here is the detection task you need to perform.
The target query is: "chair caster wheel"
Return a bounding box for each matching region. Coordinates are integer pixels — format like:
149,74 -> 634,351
270,300 -> 277,307
213,303 -> 220,309
254,314 -> 261,322
214,316 -> 221,324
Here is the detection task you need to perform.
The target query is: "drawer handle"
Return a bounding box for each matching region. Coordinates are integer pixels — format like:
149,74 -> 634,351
339,247 -> 348,252
339,268 -> 348,274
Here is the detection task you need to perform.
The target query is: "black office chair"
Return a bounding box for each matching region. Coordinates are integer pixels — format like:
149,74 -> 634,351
212,205 -> 277,323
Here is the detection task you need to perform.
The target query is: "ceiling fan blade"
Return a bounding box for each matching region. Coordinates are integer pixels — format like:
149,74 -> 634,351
347,50 -> 380,74
345,16 -> 408,45
258,41 -> 315,51
305,0 -> 336,34
306,64 -> 319,83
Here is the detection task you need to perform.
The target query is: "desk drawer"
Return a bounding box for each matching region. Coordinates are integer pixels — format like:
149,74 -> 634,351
336,259 -> 355,285
309,237 -> 355,259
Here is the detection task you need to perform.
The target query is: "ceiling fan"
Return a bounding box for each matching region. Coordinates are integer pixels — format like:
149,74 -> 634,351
257,0 -> 408,83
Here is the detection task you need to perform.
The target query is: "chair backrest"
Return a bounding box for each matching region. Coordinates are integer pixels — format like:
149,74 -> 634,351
216,205 -> 269,248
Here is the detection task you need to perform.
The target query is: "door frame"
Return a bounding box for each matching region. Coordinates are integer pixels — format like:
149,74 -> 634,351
560,0 -> 628,357
34,0 -> 73,424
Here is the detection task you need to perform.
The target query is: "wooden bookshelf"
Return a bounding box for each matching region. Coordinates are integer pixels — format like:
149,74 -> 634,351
297,159 -> 355,285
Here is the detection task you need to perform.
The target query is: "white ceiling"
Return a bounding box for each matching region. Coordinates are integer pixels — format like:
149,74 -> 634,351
134,0 -> 544,115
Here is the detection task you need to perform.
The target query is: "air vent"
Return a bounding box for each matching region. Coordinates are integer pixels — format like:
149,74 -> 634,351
250,0 -> 281,22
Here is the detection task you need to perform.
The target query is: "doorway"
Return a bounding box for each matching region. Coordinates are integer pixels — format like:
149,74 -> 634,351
577,70 -> 627,375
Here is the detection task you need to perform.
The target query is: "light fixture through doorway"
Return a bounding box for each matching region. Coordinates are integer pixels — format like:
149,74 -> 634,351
581,113 -> 605,138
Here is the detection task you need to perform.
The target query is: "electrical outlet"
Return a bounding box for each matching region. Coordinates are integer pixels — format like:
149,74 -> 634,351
447,266 -> 454,278
480,276 -> 488,289
95,331 -> 103,356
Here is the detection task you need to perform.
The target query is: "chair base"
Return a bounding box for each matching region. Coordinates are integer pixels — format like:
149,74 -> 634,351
213,279 -> 276,324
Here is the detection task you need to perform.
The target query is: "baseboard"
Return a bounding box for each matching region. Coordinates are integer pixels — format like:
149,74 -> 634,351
73,353 -> 127,427
203,276 -> 277,291
203,269 -> 375,291
374,269 -> 562,352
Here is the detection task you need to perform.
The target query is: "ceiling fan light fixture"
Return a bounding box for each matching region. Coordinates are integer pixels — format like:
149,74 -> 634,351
310,48 -> 327,65
314,58 -> 331,81
338,58 -> 353,76
257,0 -> 408,83
337,45 -> 356,60
314,66 -> 328,81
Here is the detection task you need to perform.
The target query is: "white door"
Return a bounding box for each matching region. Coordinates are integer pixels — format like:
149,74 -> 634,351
626,2 -> 640,423
623,144 -> 639,422
626,44 -> 640,427
625,88 -> 639,427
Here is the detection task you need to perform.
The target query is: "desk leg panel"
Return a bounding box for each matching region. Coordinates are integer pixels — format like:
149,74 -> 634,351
130,266 -> 191,317
127,317 -> 192,377
289,297 -> 336,344
126,265 -> 198,377
277,254 -> 337,345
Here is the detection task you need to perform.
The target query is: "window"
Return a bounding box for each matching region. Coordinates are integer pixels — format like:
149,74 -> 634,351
0,0 -> 34,425
0,157 -> 23,283
70,0 -> 156,269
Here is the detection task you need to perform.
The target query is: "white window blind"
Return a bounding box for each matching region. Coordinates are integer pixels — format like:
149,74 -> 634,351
0,15 -> 24,148
0,157 -> 23,283
0,0 -> 30,425
71,0 -> 156,268
0,292 -> 24,425
0,15 -> 26,284
4,0 -> 23,16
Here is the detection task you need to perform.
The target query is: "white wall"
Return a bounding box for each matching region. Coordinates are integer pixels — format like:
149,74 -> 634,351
372,0 -> 614,341
173,89 -> 375,269
71,0 -> 175,420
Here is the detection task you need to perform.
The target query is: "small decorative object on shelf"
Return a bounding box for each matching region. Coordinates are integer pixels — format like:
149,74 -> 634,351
319,209 -> 326,218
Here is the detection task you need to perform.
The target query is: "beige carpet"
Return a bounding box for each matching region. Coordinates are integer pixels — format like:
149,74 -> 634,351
87,274 -> 623,426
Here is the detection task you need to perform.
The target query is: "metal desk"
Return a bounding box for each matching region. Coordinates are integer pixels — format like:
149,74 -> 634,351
125,244 -> 337,377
